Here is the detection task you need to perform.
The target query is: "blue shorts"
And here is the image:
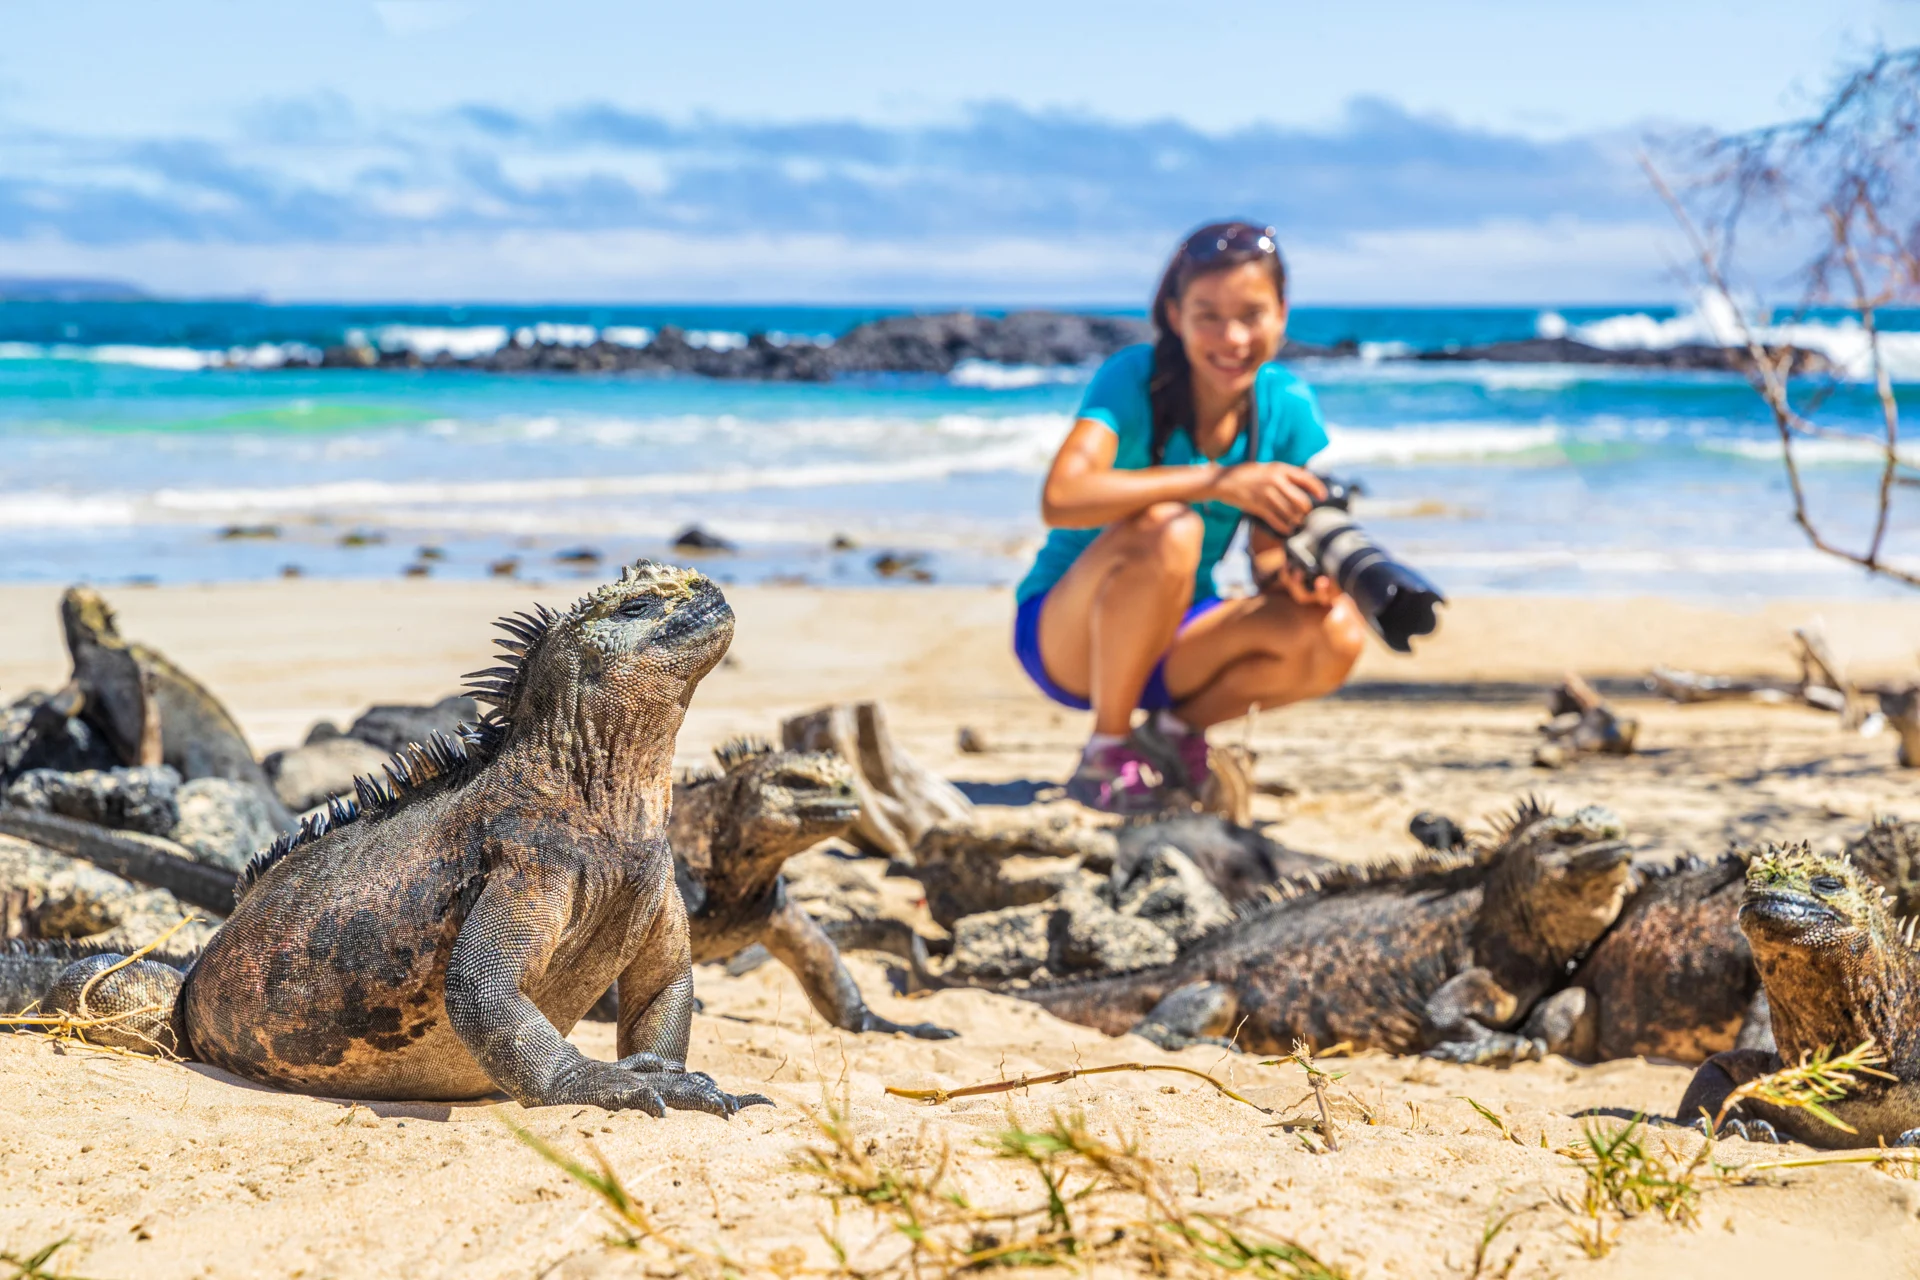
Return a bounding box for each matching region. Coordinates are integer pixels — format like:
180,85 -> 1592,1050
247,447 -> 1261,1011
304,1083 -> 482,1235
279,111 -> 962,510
1013,589 -> 1224,712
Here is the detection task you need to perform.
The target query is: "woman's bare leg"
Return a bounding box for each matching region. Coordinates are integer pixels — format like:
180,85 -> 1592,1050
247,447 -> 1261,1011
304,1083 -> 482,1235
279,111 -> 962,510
1035,503 -> 1204,736
1161,592 -> 1368,729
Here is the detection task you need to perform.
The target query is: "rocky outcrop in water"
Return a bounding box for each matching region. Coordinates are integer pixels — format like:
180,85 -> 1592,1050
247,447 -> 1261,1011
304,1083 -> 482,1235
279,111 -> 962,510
302,310 -> 1833,381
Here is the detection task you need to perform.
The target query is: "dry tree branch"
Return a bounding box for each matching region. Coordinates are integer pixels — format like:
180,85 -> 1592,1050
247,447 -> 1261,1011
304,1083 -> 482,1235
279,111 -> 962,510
1639,48 -> 1920,590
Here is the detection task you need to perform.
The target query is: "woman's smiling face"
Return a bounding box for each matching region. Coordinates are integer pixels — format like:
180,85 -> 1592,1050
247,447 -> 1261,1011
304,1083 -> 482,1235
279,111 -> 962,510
1164,260 -> 1287,408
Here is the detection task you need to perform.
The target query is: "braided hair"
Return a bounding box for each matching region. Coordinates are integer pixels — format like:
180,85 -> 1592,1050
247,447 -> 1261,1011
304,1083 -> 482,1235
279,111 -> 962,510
1146,221 -> 1289,465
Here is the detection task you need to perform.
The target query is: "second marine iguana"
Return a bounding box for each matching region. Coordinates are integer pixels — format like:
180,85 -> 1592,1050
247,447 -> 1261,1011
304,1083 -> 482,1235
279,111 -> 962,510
1520,853 -> 1767,1064
1676,842 -> 1920,1148
1007,801 -> 1633,1063
7,564 -> 769,1117
609,737 -> 954,1039
59,587 -> 291,825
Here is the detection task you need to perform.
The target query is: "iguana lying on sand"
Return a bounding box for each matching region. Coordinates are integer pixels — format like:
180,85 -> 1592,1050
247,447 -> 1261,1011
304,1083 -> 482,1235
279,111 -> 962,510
4,564 -> 768,1117
664,738 -> 954,1039
60,587 -> 291,825
1676,842 -> 1920,1148
1011,801 -> 1633,1063
1522,854 -> 1766,1064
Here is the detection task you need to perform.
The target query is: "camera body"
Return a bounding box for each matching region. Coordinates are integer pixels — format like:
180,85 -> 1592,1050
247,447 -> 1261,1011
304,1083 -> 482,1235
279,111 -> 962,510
1256,477 -> 1445,653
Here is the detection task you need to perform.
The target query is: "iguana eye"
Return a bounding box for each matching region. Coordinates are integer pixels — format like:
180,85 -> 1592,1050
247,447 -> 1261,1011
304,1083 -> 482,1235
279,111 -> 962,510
1811,874 -> 1845,894
616,597 -> 658,619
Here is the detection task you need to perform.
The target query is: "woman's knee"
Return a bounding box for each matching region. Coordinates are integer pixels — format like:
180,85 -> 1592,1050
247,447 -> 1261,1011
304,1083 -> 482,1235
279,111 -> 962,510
1114,502 -> 1204,570
1310,596 -> 1368,689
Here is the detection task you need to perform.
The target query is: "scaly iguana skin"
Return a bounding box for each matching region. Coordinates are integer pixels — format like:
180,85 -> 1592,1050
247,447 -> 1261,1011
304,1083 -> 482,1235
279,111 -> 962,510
1522,854 -> 1767,1064
15,564 -> 769,1117
61,587 -> 293,827
1676,842 -> 1920,1148
668,738 -> 954,1039
1011,802 -> 1633,1063
1845,817 -> 1920,917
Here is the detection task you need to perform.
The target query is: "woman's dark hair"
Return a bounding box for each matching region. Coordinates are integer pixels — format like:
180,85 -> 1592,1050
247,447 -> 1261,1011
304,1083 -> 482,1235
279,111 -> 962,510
1147,221 -> 1288,464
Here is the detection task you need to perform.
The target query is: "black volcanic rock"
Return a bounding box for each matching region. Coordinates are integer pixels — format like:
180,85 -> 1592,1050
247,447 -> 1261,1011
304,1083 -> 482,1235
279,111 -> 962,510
1411,336 -> 1833,375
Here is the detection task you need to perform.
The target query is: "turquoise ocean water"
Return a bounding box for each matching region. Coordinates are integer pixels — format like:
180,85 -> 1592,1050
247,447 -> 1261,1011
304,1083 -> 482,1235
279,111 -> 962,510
1,300 -> 1916,599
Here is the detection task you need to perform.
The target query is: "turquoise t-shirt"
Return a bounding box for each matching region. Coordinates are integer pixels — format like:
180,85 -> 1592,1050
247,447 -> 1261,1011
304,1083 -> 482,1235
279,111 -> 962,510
1016,344 -> 1331,603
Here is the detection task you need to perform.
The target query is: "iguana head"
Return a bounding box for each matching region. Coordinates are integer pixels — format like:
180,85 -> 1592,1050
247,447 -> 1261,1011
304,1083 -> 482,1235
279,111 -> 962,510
1739,840 -> 1917,1059
467,562 -> 733,777
712,737 -> 858,865
1478,801 -> 1633,968
58,585 -> 151,765
1741,841 -> 1891,954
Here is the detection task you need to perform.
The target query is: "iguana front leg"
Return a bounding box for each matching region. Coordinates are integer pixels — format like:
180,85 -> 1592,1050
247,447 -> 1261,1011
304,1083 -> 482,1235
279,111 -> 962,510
1419,968 -> 1546,1066
763,891 -> 956,1040
445,874 -> 765,1116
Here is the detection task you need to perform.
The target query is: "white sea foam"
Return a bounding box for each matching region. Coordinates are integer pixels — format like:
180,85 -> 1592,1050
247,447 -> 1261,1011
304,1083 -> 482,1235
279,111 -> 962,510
1574,293 -> 1920,381
512,323 -> 597,348
1535,311 -> 1569,340
0,492 -> 141,527
1319,424 -> 1562,466
947,360 -> 1090,389
685,330 -> 748,351
373,325 -> 510,359
601,326 -> 655,348
1415,545 -> 1860,577
1698,435 -> 1920,466
1357,341 -> 1413,361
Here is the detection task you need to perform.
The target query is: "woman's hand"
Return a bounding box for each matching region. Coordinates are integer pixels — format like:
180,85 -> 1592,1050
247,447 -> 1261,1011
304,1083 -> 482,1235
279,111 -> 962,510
1206,463 -> 1326,533
1269,559 -> 1344,607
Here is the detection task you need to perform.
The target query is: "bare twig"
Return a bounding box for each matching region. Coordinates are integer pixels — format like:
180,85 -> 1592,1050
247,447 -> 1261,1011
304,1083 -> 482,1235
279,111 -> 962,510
886,1060 -> 1274,1114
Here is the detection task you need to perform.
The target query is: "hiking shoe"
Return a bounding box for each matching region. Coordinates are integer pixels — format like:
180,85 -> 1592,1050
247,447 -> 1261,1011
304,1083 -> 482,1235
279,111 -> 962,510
1065,740 -> 1170,815
1133,718 -> 1212,797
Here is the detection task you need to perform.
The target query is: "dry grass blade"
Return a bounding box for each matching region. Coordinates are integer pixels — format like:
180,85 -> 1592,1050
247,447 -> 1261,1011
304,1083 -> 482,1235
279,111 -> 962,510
499,1111 -> 743,1277
1557,1116 -> 1703,1258
1710,1039 -> 1894,1137
0,1239 -> 95,1280
0,915 -> 199,1058
1460,1096 -> 1521,1146
885,1060 -> 1273,1114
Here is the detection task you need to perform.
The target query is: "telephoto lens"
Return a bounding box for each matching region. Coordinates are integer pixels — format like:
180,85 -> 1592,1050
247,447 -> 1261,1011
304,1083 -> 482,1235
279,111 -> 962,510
1263,478 -> 1446,653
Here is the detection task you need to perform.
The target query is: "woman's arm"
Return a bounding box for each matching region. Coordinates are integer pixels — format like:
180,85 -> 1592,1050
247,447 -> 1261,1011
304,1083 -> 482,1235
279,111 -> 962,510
1040,418 -> 1327,531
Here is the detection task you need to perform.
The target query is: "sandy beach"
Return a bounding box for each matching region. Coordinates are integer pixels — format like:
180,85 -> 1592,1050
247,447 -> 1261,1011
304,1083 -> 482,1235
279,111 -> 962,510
4,580 -> 1920,1278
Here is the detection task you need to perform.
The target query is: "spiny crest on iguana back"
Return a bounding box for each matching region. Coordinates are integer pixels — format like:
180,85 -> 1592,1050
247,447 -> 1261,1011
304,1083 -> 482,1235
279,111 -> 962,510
1744,839 -> 1920,950
234,561 -> 705,901
1235,796 -> 1622,916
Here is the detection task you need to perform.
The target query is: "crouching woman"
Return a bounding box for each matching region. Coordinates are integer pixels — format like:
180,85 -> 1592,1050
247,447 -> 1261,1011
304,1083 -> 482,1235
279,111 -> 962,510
1013,222 -> 1366,813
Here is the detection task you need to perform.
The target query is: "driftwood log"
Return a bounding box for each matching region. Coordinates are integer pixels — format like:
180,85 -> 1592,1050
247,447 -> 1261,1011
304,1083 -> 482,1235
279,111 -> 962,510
1534,672 -> 1638,768
0,808 -> 235,914
1648,620 -> 1919,768
782,702 -> 973,863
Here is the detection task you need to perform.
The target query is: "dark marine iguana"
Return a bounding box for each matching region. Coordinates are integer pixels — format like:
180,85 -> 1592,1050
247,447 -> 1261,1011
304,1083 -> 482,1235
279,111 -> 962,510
5,564 -> 769,1117
1675,842 -> 1920,1148
1520,853 -> 1767,1064
661,737 -> 954,1039
59,587 -> 291,824
1007,801 -> 1633,1063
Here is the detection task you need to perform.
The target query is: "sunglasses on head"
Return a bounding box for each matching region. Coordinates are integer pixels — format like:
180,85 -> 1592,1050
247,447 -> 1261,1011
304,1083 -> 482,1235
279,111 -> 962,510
1181,223 -> 1277,262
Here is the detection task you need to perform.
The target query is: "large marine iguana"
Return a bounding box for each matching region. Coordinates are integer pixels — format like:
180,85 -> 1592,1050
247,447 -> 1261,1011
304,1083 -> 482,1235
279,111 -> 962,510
6,564 -> 769,1117
666,737 -> 954,1039
1676,841 -> 1920,1148
1007,801 -> 1633,1063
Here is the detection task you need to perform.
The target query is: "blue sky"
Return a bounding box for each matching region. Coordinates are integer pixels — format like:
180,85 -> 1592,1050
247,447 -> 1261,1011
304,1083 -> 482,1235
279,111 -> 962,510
2,1 -> 1915,302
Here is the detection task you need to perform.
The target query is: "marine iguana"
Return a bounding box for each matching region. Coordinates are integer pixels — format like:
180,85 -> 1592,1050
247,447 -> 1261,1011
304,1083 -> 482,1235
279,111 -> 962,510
1676,842 -> 1920,1148
1521,854 -> 1766,1064
666,737 -> 954,1039
9,564 -> 769,1117
1009,801 -> 1633,1063
59,587 -> 293,826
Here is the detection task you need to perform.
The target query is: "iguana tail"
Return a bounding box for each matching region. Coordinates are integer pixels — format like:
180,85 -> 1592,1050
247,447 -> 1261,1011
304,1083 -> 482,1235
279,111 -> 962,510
0,939 -> 198,1055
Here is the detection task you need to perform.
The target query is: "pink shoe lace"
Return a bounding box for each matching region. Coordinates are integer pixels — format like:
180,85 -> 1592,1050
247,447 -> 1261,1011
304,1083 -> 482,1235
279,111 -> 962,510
1065,741 -> 1170,815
